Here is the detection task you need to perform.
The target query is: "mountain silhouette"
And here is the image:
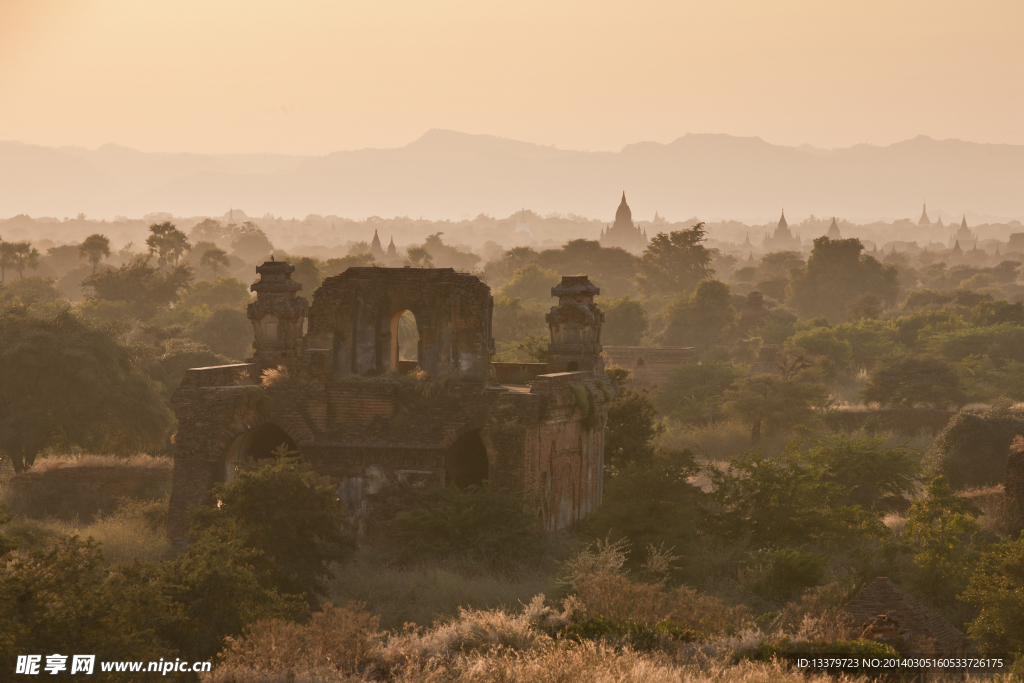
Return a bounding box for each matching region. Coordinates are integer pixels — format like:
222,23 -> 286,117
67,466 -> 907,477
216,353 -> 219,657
1,130 -> 1022,222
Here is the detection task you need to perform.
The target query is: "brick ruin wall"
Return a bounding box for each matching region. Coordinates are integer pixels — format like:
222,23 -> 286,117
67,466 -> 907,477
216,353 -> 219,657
168,267 -> 609,545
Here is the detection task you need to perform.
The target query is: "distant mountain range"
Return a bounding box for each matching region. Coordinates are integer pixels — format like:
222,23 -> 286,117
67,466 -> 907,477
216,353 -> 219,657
2,130 -> 1023,223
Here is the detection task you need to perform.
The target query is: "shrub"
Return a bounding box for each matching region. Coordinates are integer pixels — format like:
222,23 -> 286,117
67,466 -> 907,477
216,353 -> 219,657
862,353 -> 965,409
704,445 -> 886,548
961,536 -> 1024,654
388,484 -> 542,566
605,388 -> 663,467
203,457 -> 353,604
740,549 -> 828,603
215,603 -> 382,678
927,401 -> 1024,489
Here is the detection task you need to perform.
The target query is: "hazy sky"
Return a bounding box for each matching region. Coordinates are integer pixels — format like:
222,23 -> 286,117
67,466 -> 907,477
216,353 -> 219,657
2,0 -> 1022,155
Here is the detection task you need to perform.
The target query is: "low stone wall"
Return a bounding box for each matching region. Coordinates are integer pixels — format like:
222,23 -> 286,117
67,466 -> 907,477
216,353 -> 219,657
3,461 -> 173,522
491,362 -> 549,384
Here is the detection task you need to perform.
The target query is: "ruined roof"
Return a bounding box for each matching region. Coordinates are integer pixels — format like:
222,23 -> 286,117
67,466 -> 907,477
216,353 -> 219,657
551,275 -> 600,299
843,577 -> 969,652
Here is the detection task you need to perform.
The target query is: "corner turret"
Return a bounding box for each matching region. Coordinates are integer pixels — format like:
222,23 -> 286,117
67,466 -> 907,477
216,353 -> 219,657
247,260 -> 308,367
545,275 -> 604,374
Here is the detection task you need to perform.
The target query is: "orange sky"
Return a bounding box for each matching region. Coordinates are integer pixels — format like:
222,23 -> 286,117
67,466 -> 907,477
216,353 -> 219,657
1,0 -> 1021,155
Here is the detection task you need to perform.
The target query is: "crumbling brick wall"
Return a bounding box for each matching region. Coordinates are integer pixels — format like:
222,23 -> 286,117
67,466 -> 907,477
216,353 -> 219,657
168,265 -> 609,546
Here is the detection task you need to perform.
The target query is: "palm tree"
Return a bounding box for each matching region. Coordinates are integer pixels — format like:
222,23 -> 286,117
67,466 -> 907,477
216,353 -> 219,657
0,241 -> 17,282
200,247 -> 230,279
406,246 -> 433,268
12,242 -> 40,279
146,222 -> 191,269
78,234 -> 111,273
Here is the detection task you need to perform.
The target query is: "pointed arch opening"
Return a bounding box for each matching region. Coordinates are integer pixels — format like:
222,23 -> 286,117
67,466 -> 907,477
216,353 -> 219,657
390,309 -> 420,372
445,430 -> 488,488
222,423 -> 297,482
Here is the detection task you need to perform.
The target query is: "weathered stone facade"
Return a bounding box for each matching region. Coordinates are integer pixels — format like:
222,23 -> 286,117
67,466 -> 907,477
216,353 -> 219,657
167,267 -> 610,545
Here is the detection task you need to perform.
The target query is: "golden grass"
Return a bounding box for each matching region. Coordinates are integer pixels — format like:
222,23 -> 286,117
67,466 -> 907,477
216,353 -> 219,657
205,599 -> 869,683
27,453 -> 172,472
1,497 -> 170,564
329,550 -> 555,631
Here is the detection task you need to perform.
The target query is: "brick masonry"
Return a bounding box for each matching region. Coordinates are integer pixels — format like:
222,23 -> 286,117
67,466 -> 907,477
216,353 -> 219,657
167,267 -> 610,545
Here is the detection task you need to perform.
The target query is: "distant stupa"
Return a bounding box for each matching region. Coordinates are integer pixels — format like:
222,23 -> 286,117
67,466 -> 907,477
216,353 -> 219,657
599,192 -> 648,253
370,229 -> 386,260
514,208 -> 533,235
918,203 -> 931,226
827,217 -> 842,239
763,209 -> 801,251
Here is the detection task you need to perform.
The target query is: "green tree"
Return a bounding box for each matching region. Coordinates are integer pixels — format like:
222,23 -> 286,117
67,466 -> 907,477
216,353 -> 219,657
804,435 -> 920,509
755,251 -> 805,281
635,223 -> 714,296
388,484 -> 541,565
406,246 -> 433,267
961,537 -> 1024,655
601,296 -> 649,346
901,476 -> 981,607
491,296 -> 545,344
78,233 -> 111,273
0,307 -> 174,472
705,446 -> 883,548
82,255 -> 194,320
787,237 -> 899,323
0,241 -> 17,282
498,263 -> 560,303
7,242 -> 41,279
0,276 -> 63,307
605,388 -> 663,468
510,334 -> 549,362
145,221 -> 191,269
0,535 -> 173,674
585,449 -> 703,574
421,232 -> 481,270
290,256 -> 323,294
724,373 -> 828,445
322,253 -> 377,277
862,354 -> 965,409
928,401 -> 1024,490
199,246 -> 230,279
230,222 -> 274,262
203,457 -> 352,603
787,326 -> 853,383
160,517 -> 306,660
656,361 -> 745,426
177,276 -> 251,311
188,309 -> 254,361
660,279 -> 736,348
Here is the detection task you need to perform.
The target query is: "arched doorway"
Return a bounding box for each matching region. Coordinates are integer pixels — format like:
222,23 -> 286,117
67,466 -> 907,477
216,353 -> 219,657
444,430 -> 488,488
389,309 -> 420,371
222,423 -> 297,482
566,361 -> 579,371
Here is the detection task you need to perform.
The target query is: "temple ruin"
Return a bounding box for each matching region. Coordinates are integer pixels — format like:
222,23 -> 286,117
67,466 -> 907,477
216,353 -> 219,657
167,263 -> 611,545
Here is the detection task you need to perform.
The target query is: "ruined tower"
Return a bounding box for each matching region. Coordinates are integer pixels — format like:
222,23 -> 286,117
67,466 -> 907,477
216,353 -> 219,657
247,260 -> 308,367
545,275 -> 604,374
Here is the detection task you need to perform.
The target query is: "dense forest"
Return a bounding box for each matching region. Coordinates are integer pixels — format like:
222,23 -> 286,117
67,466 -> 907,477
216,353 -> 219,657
2,214 -> 1024,681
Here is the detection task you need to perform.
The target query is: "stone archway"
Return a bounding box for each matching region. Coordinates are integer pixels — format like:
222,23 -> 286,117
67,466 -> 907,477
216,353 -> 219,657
222,423 -> 297,482
389,309 -> 420,371
444,429 -> 489,488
